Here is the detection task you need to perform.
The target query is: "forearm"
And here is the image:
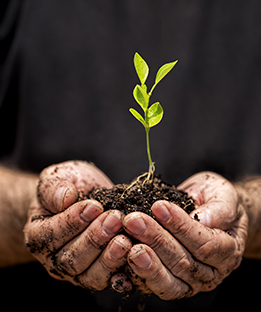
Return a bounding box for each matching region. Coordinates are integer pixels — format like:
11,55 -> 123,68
0,165 -> 38,267
234,176 -> 261,259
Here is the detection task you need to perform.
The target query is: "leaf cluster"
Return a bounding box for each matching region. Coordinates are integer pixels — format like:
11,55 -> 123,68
130,53 -> 178,130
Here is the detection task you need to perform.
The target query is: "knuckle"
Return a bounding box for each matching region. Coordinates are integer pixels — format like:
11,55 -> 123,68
62,212 -> 82,236
149,233 -> 165,251
85,229 -> 106,251
46,260 -> 73,281
169,254 -> 191,276
194,230 -> 237,265
172,219 -> 194,238
173,215 -> 190,232
51,252 -> 76,277
97,257 -> 115,272
194,240 -> 217,262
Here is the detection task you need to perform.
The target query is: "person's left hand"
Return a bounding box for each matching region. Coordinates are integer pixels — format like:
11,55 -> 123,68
119,172 -> 248,299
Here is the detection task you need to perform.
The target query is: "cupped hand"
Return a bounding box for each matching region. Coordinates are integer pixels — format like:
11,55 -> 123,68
24,161 -> 132,292
122,172 -> 249,300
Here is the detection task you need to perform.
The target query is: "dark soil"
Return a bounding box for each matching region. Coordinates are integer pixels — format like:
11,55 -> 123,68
85,174 -> 195,217
85,174 -> 195,308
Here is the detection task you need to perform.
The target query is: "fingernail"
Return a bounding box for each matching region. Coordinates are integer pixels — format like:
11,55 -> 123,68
80,203 -> 103,223
53,186 -> 70,212
152,201 -> 171,222
102,212 -> 123,235
109,238 -> 129,260
129,248 -> 151,269
124,215 -> 146,236
197,211 -> 210,227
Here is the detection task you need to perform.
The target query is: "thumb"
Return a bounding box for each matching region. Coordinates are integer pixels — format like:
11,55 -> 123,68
37,161 -> 113,214
189,189 -> 239,231
179,172 -> 238,231
38,178 -> 79,213
191,202 -> 229,231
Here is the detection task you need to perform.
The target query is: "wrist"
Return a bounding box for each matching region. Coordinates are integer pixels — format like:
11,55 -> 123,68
0,166 -> 38,266
234,178 -> 261,258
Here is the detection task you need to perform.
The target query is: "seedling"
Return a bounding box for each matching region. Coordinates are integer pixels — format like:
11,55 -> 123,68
130,52 -> 178,181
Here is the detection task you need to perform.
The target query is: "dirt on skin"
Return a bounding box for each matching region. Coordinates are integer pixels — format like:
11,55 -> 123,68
85,174 -> 195,218
86,174 -> 195,310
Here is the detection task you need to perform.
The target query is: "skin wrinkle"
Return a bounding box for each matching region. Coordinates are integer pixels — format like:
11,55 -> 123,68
20,163 -> 261,299
146,264 -> 190,300
167,249 -> 220,294
23,162 -> 123,291
45,210 -> 124,280
122,176 -> 242,294
123,172 -> 248,298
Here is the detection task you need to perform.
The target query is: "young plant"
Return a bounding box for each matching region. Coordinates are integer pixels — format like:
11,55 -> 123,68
130,52 -> 178,180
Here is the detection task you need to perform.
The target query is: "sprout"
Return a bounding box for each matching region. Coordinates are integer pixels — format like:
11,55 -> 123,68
129,52 -> 178,179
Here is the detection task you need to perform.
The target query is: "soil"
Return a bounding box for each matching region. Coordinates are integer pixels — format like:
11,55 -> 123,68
85,174 -> 195,218
85,173 -> 196,310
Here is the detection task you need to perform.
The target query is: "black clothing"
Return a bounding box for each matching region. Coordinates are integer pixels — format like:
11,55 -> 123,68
1,0 -> 261,310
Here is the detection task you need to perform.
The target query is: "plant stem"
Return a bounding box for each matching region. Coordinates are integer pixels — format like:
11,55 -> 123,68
148,83 -> 156,98
146,127 -> 153,168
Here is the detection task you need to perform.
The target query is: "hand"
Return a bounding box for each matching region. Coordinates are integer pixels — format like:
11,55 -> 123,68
24,161 -> 132,292
122,172 -> 248,300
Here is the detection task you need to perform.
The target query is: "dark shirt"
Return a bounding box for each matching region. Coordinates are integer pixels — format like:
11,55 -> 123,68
1,0 -> 261,310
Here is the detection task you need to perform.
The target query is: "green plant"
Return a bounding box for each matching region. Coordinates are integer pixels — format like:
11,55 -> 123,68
130,52 -> 178,179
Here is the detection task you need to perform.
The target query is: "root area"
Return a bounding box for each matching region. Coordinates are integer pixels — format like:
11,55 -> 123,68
85,174 -> 195,217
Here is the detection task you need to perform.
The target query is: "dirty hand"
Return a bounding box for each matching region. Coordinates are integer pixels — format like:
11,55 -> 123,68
121,172 -> 248,300
24,161 -> 132,291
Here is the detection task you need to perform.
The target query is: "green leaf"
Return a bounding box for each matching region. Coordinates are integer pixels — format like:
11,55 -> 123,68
155,60 -> 178,85
134,52 -> 149,85
129,108 -> 148,127
141,84 -> 147,93
133,85 -> 149,111
147,102 -> 163,127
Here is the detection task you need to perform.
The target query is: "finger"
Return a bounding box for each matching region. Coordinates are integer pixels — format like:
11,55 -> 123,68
111,272 -> 132,293
124,264 -> 152,296
178,172 -> 238,230
123,211 -> 220,293
128,244 -> 191,300
151,200 -> 239,267
38,178 -> 79,214
77,235 -> 132,291
24,199 -> 104,255
48,210 -> 124,277
38,161 -> 113,213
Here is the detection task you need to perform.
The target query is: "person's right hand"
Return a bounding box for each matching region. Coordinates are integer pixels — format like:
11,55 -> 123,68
24,161 -> 132,292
